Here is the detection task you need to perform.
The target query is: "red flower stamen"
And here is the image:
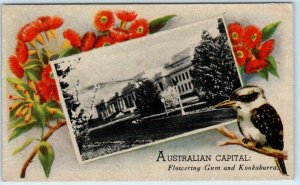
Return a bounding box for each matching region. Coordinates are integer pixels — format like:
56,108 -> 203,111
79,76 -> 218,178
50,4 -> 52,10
258,39 -> 275,60
129,18 -> 149,39
36,64 -> 60,102
41,64 -> 56,85
94,10 -> 115,32
95,36 -> 115,48
36,81 -> 51,101
37,16 -> 52,31
50,16 -> 63,30
243,25 -> 262,49
31,20 -> 43,33
228,22 -> 244,46
20,24 -> 40,42
116,10 -> 137,22
9,55 -> 24,78
80,32 -> 96,52
233,46 -> 249,66
110,28 -> 130,42
244,59 -> 269,74
63,29 -> 82,48
17,25 -> 27,41
15,41 -> 28,64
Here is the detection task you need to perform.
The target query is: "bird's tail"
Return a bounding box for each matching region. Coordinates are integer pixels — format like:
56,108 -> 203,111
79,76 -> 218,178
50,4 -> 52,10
275,158 -> 288,175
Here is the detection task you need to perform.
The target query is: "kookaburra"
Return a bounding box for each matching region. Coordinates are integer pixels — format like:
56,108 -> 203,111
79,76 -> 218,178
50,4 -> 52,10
214,85 -> 287,175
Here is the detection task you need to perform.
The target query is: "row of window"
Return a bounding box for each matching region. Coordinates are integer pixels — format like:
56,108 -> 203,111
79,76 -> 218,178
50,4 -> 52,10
173,70 -> 191,83
177,82 -> 193,94
102,93 -> 136,115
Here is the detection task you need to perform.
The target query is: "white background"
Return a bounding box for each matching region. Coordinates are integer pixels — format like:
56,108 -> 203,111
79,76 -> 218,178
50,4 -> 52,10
0,0 -> 299,184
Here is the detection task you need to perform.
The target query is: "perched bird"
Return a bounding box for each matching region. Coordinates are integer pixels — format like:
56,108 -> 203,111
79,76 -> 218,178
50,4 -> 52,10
214,85 -> 287,175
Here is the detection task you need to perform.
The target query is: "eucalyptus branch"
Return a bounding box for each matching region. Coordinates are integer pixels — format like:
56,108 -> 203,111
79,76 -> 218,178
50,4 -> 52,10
216,126 -> 287,160
20,120 -> 66,178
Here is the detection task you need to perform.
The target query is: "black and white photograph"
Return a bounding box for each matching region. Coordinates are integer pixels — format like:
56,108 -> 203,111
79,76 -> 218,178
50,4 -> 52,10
51,16 -> 242,163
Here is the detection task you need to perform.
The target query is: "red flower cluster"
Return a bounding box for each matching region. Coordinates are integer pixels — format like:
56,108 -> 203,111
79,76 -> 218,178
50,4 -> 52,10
18,16 -> 63,43
63,10 -> 149,51
36,64 -> 59,102
9,16 -> 63,78
228,22 -> 274,74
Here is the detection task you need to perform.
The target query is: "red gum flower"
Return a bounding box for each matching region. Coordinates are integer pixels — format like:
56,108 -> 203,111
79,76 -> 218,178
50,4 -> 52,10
116,10 -> 137,22
41,64 -> 56,85
244,59 -> 269,74
37,16 -> 52,31
15,41 -> 28,64
110,28 -> 130,42
18,24 -> 39,42
129,18 -> 149,39
63,29 -> 82,47
233,46 -> 249,66
37,16 -> 63,31
31,20 -> 43,33
37,64 -> 59,101
37,81 -> 59,102
9,55 -> 24,78
17,25 -> 27,41
80,32 -> 96,52
258,39 -> 275,59
49,16 -> 63,30
95,36 -> 115,48
243,25 -> 262,49
94,10 -> 115,31
228,22 -> 244,45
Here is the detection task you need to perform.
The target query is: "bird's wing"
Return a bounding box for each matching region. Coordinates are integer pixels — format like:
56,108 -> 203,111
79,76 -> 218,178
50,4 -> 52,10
251,103 -> 284,150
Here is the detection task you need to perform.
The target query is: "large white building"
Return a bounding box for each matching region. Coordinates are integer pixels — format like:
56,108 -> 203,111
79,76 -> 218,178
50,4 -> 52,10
95,47 -> 197,120
156,47 -> 194,96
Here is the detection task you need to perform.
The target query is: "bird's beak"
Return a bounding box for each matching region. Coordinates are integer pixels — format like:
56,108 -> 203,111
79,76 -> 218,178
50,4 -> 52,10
213,99 -> 236,109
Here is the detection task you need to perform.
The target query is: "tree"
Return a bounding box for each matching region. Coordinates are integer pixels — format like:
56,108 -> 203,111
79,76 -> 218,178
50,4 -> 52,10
55,66 -> 88,152
135,79 -> 165,117
160,86 -> 179,110
190,19 -> 241,106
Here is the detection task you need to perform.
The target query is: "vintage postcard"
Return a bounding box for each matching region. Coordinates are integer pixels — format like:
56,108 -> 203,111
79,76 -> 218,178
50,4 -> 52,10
2,4 -> 293,181
51,16 -> 242,163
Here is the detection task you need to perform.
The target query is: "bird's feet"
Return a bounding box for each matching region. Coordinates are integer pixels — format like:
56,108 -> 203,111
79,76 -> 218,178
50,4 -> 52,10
242,138 -> 251,144
255,142 -> 263,149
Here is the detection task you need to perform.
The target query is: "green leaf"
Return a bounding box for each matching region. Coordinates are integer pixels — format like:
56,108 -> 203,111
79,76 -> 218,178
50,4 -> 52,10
9,124 -> 33,141
40,49 -> 49,65
12,138 -> 35,155
257,68 -> 269,81
7,78 -> 34,99
50,54 -> 60,61
13,116 -> 37,128
23,60 -> 43,69
59,47 -> 80,58
44,99 -> 60,108
238,65 -> 245,75
266,56 -> 280,78
38,141 -> 55,178
34,104 -> 46,129
25,68 -> 42,82
262,21 -> 281,41
149,15 -> 176,34
46,107 -> 65,119
9,117 -> 24,129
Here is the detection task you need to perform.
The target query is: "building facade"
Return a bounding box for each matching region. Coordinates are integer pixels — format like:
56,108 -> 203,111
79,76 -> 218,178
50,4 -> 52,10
95,47 -> 197,120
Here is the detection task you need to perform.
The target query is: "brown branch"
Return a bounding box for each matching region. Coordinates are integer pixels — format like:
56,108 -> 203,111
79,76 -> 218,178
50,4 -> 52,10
46,122 -> 55,130
216,126 -> 287,160
20,120 -> 66,178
